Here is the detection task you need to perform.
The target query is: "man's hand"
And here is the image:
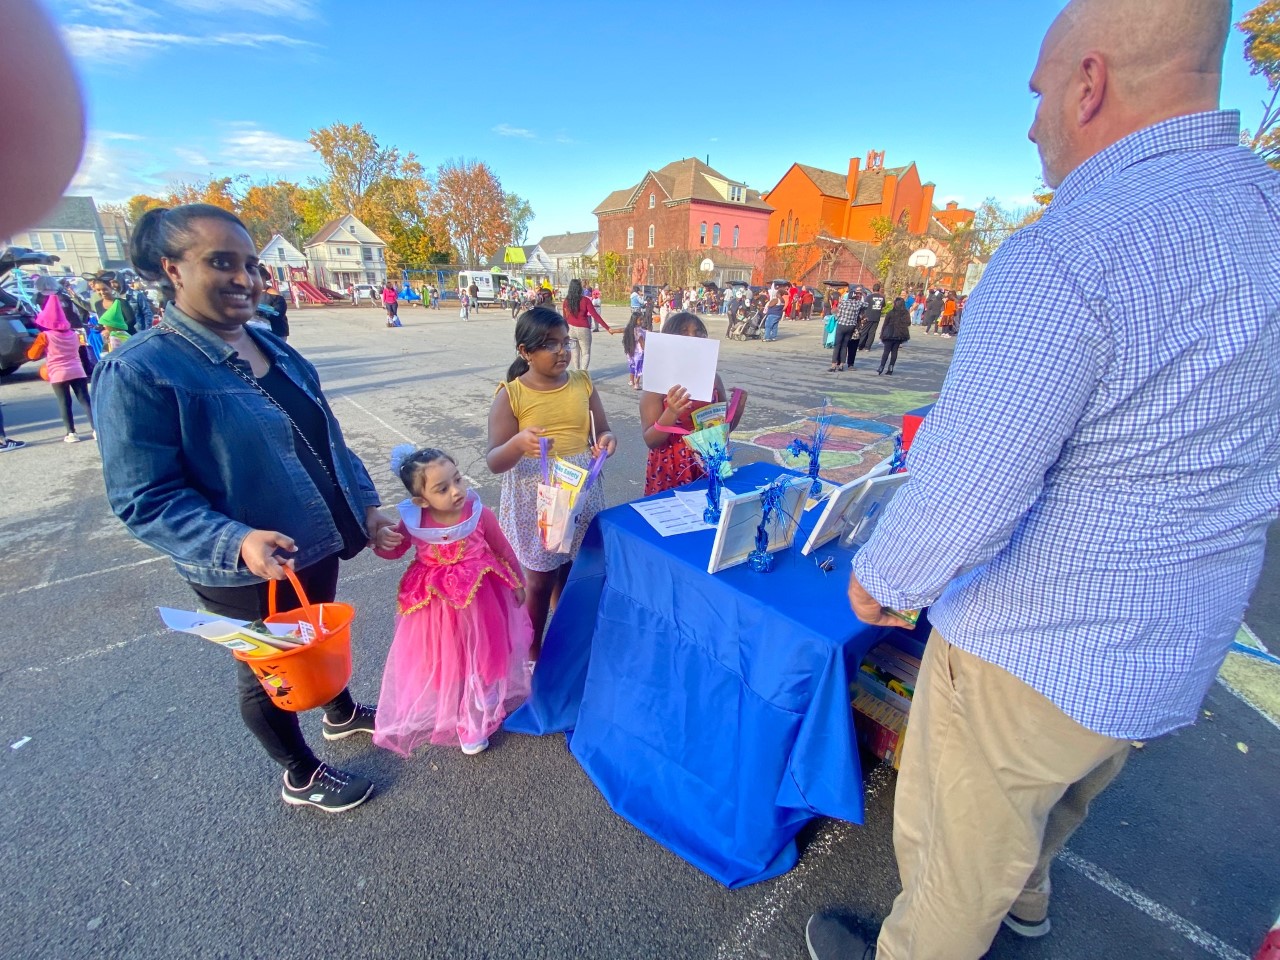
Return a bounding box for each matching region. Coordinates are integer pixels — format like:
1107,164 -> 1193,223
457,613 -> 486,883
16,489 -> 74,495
848,570 -> 912,629
240,529 -> 297,580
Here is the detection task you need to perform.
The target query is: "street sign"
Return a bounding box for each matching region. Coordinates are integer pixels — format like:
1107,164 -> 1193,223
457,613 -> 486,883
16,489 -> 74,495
907,248 -> 937,268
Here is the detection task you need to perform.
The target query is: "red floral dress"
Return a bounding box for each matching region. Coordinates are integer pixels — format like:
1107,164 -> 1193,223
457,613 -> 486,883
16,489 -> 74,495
643,387 -> 722,496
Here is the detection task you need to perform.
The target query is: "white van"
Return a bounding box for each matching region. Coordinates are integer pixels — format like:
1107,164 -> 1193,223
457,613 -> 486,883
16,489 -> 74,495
458,271 -> 510,306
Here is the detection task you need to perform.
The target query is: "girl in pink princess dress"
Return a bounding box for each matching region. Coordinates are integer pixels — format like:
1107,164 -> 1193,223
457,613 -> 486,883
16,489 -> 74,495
372,445 -> 533,756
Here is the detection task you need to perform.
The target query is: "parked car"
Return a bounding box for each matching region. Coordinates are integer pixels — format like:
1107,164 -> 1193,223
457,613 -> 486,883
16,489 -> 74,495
0,247 -> 61,375
351,283 -> 379,304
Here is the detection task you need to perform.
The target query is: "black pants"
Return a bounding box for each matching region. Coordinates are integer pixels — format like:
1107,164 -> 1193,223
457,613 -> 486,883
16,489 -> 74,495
832,325 -> 859,367
50,378 -> 92,433
191,555 -> 354,781
880,341 -> 902,371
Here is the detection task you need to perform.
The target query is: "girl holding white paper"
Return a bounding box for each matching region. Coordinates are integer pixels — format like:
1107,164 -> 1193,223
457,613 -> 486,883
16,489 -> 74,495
486,307 -> 618,654
639,313 -> 747,495
373,446 -> 532,756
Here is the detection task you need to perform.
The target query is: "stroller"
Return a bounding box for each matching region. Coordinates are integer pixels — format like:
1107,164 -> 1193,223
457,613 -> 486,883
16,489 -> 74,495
727,303 -> 765,340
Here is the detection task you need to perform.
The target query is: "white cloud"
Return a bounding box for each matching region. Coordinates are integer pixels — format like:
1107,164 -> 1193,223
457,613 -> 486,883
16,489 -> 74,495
70,132 -> 161,201
172,0 -> 318,16
493,124 -> 536,139
61,25 -> 312,62
219,123 -> 318,172
173,146 -> 211,167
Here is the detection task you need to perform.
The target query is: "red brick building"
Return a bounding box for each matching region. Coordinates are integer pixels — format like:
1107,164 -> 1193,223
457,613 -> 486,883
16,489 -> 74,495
593,158 -> 773,285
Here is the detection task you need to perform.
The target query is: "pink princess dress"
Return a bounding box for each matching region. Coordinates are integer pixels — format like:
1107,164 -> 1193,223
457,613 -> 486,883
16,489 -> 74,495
373,490 -> 533,755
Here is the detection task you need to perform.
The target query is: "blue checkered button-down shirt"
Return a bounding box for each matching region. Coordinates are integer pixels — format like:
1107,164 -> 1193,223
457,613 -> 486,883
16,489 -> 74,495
853,111 -> 1280,739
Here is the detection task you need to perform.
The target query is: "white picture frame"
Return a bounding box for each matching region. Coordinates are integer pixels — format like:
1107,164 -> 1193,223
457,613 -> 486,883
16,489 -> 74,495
707,479 -> 808,574
800,475 -> 871,556
842,472 -> 910,548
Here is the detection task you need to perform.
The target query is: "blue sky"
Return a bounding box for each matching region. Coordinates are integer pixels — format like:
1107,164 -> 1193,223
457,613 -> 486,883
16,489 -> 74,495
55,0 -> 1272,241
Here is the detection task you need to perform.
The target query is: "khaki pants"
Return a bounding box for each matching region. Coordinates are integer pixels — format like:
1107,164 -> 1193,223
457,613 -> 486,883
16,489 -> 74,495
569,326 -> 591,370
876,631 -> 1130,960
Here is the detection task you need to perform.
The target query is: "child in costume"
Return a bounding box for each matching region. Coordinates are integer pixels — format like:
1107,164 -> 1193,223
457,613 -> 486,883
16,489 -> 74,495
373,446 -> 533,756
639,312 -> 747,496
486,306 -> 617,654
25,294 -> 93,442
622,309 -> 650,390
98,299 -> 131,353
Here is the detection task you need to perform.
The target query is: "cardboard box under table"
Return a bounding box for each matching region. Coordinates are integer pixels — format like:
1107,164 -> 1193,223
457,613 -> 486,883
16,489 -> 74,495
506,462 -> 929,888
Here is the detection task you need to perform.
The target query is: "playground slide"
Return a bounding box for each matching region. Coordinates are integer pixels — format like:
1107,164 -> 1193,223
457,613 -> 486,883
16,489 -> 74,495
292,280 -> 337,304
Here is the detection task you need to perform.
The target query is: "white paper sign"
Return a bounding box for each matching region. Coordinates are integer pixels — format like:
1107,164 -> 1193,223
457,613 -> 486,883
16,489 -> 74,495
642,330 -> 719,402
629,497 -> 715,537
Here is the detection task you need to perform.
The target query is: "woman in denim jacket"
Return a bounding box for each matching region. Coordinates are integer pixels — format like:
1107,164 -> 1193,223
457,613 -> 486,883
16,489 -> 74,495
93,204 -> 402,814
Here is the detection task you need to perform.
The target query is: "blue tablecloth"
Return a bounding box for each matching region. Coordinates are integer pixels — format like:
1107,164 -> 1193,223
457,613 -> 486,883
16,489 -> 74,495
505,462 -> 928,887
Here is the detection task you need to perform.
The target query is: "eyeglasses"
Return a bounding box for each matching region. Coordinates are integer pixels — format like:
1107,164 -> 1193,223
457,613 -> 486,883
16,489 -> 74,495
536,340 -> 572,354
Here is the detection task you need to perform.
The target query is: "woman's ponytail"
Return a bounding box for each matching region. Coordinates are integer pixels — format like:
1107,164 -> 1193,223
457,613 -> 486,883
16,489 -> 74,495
129,208 -> 168,281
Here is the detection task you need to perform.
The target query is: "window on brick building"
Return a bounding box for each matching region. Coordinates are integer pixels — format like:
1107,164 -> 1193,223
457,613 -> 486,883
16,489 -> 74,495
626,227 -> 634,249
648,224 -> 655,248
699,222 -> 707,245
649,193 -> 655,209
732,225 -> 739,248
711,223 -> 721,246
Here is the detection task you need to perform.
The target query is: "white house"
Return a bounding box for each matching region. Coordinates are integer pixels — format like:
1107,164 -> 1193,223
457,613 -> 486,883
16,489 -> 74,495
259,234 -> 308,285
303,214 -> 387,290
530,230 -> 599,286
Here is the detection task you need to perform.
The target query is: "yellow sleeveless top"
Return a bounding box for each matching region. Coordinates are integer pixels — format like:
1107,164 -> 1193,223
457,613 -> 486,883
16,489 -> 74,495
500,369 -> 593,457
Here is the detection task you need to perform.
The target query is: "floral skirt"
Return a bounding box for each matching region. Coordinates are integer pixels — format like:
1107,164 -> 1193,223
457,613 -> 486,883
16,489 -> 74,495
499,452 -> 606,572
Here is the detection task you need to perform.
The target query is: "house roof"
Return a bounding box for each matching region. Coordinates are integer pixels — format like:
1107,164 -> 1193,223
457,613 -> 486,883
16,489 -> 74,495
593,158 -> 772,215
536,231 -> 598,256
260,233 -> 306,257
32,196 -> 101,232
796,164 -> 850,200
852,164 -> 912,205
304,214 -> 384,247
702,249 -> 754,270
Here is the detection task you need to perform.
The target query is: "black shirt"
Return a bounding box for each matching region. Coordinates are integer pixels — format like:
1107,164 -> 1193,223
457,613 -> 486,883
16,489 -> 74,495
256,363 -> 367,559
865,293 -> 886,325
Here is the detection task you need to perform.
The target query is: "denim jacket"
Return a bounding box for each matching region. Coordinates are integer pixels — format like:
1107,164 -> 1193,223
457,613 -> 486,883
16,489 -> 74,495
92,304 -> 380,587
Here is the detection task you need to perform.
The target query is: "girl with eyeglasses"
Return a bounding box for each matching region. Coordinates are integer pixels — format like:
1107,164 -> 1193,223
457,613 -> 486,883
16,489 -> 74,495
486,307 -> 617,654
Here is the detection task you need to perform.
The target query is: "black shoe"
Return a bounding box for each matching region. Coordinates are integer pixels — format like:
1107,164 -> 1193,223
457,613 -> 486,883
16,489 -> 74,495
805,910 -> 875,959
281,764 -> 373,813
0,438 -> 25,452
1002,912 -> 1051,938
877,367 -> 884,375
886,369 -> 894,375
322,702 -> 376,740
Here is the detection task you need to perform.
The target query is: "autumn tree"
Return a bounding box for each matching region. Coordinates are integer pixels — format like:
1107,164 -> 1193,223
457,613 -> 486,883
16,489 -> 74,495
1238,0 -> 1280,169
127,193 -> 167,224
239,180 -> 308,249
167,175 -> 243,211
869,211 -> 916,292
428,158 -> 511,267
308,122 -> 402,215
504,192 -> 534,244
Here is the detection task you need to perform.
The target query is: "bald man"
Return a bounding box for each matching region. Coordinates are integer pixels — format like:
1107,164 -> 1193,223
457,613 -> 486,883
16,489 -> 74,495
806,2 -> 1280,958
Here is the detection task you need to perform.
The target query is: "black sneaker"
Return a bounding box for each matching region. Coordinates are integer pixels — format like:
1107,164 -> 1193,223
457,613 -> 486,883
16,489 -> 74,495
0,438 -> 25,452
805,910 -> 876,960
322,702 -> 376,741
1002,911 -> 1051,938
281,764 -> 373,812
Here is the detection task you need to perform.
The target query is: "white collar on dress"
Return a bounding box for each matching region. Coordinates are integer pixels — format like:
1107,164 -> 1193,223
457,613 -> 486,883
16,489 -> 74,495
395,489 -> 482,543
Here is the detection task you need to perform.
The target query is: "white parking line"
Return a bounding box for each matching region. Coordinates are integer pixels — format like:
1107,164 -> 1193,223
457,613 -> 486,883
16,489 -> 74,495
1058,850 -> 1249,960
0,555 -> 165,600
